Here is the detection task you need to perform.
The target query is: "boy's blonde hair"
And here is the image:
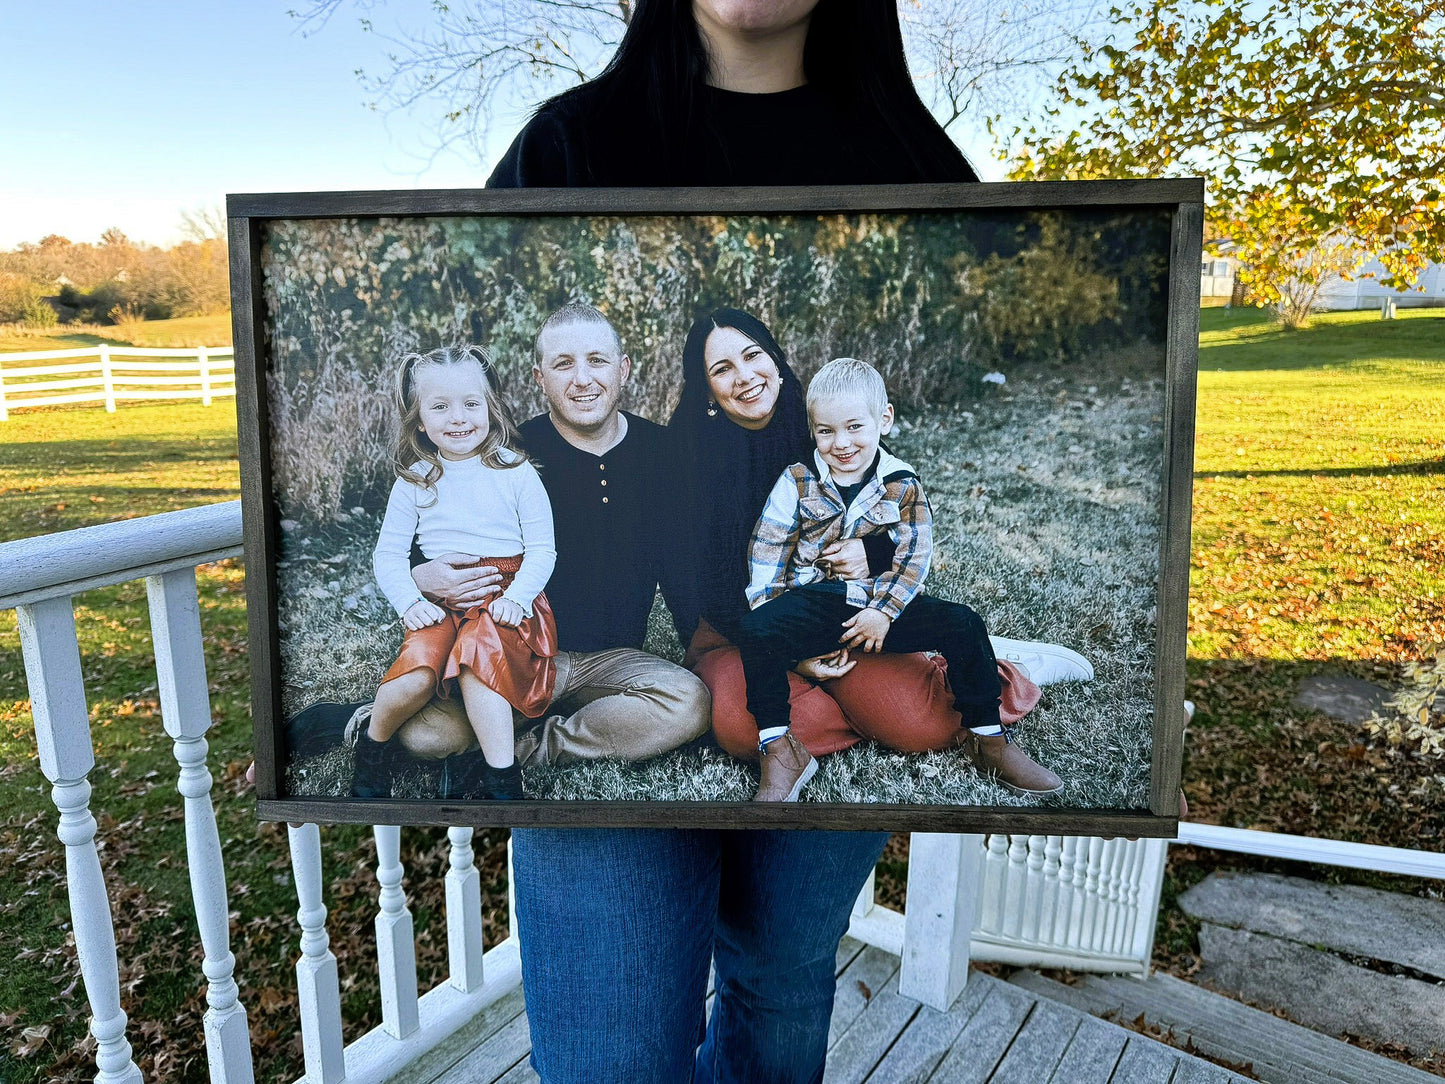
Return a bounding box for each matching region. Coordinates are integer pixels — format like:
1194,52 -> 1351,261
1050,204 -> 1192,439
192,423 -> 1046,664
392,344 -> 526,492
806,357 -> 889,420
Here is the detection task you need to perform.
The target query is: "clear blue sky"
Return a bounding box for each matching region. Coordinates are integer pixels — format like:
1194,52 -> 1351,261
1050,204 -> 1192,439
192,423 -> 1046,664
0,1 -> 519,248
0,1 -> 1018,250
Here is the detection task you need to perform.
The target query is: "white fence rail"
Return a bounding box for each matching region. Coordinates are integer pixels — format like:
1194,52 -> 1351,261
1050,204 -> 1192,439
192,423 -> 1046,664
6,499 -> 1440,1081
0,344 -> 235,418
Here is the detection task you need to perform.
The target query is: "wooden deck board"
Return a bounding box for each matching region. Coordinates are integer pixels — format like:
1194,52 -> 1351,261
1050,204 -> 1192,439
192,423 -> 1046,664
1047,1014 -> 1128,1082
1110,1036 -> 1180,1083
862,978 -> 991,1084
928,982 -> 1036,1083
430,956 -> 1244,1084
1171,1056 -> 1247,1084
440,1003 -> 532,1084
989,999 -> 1080,1083
824,968 -> 922,1084
827,944 -> 905,1049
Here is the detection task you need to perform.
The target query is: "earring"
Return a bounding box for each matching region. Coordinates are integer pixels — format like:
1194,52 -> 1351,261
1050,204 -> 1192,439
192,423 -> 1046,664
707,399 -> 718,417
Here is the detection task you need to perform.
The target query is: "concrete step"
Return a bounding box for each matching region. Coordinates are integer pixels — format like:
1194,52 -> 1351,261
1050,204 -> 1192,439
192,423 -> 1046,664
1009,969 -> 1444,1084
1178,871 -> 1445,979
1195,923 -> 1445,1055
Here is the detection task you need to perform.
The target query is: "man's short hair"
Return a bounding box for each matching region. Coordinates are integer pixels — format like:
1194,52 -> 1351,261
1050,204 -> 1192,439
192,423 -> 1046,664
806,357 -> 889,419
535,301 -> 623,361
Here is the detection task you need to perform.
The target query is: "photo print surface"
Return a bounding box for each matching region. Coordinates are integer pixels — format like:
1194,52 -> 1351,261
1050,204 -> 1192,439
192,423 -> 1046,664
235,185 -> 1198,831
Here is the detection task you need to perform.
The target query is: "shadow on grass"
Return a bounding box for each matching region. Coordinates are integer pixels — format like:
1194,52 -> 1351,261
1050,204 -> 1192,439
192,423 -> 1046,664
1197,456 -> 1445,480
0,436 -> 238,463
1198,309 -> 1445,372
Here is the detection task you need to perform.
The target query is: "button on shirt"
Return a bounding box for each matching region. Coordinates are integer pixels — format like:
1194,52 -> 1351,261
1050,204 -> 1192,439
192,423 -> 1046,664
517,412 -> 667,652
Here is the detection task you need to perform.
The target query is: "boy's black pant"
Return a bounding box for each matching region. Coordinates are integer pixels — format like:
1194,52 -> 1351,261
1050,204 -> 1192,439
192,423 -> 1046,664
737,580 -> 1002,734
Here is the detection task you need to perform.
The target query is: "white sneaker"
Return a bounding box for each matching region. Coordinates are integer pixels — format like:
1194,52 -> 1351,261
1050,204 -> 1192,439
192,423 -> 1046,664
989,637 -> 1094,685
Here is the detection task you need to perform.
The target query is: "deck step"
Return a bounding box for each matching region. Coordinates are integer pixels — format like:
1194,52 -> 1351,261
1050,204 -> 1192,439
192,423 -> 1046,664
1009,969 -> 1444,1084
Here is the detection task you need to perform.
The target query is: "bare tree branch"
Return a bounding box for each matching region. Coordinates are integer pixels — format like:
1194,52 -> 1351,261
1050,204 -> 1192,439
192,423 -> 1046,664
293,0 -> 1094,164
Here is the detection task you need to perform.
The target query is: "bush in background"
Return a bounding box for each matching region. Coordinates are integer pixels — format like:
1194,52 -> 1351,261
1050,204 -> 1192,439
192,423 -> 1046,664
261,209 -> 1173,524
0,230 -> 229,324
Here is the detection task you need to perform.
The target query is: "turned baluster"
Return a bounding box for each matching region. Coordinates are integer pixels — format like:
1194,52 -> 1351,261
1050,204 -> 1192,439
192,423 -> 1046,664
19,597 -> 143,1084
373,825 -> 420,1039
147,568 -> 253,1083
446,826 -> 485,992
289,823 -> 345,1083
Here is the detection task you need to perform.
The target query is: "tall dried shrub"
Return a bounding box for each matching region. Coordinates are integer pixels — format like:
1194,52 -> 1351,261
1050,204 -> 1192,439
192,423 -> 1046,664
261,210 -> 1169,524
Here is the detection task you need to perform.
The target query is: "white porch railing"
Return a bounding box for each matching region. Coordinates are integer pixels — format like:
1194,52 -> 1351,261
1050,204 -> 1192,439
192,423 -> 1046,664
0,344 -> 236,418
17,499 -> 1439,1081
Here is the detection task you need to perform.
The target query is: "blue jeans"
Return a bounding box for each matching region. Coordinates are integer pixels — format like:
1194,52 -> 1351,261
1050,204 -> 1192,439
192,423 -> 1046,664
511,827 -> 889,1084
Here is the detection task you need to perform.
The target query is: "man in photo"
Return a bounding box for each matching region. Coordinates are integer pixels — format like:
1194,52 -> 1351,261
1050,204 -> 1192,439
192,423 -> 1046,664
391,303 -> 711,792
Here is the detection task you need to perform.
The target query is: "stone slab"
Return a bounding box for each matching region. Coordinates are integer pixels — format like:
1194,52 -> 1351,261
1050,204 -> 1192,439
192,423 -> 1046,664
1292,672 -> 1393,723
1179,871 -> 1445,979
1197,923 -> 1445,1056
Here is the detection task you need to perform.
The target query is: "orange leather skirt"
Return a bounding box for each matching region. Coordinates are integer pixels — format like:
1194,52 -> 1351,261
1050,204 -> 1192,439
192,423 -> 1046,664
381,555 -> 557,718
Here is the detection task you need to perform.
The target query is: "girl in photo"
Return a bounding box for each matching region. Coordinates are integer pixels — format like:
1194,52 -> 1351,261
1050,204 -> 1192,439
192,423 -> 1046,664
360,344 -> 557,800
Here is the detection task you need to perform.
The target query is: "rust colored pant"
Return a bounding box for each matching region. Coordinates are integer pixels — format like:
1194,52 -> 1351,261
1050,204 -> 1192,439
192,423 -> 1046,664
688,619 -> 1041,761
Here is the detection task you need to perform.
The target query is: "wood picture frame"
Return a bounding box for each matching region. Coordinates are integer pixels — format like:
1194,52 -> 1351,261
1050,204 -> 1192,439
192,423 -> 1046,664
230,180 -> 1201,833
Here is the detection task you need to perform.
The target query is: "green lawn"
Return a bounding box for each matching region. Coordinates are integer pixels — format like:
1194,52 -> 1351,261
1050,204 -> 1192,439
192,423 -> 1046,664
0,307 -> 1441,1080
1182,309 -> 1445,844
0,400 -> 509,1083
1191,307 -> 1445,661
0,403 -> 241,543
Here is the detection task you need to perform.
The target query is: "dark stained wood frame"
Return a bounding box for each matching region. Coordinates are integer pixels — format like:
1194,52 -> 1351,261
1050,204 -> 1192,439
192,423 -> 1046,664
229,179 -> 1202,834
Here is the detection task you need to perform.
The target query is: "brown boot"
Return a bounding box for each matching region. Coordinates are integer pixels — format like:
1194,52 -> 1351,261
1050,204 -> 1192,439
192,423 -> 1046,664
754,732 -> 818,802
959,730 -> 1063,795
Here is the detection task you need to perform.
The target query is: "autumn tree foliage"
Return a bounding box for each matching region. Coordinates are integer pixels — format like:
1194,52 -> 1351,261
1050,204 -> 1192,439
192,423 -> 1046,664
0,224 -> 230,324
1005,0 -> 1445,322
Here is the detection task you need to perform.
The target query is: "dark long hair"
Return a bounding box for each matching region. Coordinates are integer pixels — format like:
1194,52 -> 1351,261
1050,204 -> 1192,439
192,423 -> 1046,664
546,0 -> 977,184
666,308 -> 814,642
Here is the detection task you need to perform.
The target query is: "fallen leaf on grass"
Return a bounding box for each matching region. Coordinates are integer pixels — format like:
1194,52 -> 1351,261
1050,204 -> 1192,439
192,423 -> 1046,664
12,1024 -> 51,1058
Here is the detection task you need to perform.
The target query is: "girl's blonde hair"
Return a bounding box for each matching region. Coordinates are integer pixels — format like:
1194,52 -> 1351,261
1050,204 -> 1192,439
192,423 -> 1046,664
392,345 -> 527,491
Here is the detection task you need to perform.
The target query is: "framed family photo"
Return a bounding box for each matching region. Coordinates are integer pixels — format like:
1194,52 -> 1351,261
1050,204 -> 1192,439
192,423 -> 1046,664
230,181 -> 1201,834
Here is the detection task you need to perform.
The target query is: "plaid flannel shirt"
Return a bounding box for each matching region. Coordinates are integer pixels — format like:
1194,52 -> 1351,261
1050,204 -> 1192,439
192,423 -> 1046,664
746,448 -> 932,619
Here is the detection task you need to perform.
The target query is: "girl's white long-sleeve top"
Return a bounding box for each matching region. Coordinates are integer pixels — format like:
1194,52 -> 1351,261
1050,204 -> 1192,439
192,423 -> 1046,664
372,452 -> 557,618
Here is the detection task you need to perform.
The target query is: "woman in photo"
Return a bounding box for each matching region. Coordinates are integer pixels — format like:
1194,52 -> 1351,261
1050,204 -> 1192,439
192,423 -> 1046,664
485,2 -> 1070,1081
668,307 -> 1073,799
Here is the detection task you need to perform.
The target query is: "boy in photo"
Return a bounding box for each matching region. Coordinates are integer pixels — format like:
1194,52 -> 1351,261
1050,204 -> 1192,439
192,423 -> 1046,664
738,357 -> 1067,801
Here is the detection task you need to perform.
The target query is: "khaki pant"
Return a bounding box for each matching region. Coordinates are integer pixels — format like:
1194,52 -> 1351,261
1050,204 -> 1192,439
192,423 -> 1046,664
396,648 -> 711,766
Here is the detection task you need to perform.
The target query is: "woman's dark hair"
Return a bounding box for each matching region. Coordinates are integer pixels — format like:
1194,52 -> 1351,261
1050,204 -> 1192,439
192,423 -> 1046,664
666,308 -> 814,642
675,307 -> 793,424
547,0 -> 976,183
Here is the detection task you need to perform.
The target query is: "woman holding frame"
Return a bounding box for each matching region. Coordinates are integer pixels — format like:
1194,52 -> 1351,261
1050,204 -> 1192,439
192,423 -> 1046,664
484,2 -> 1071,1081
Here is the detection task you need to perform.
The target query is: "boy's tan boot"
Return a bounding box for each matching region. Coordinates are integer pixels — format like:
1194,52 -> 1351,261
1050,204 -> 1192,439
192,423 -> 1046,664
754,732 -> 818,802
960,730 -> 1063,795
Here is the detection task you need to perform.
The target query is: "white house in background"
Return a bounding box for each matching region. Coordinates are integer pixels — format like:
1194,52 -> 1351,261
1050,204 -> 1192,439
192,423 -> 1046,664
1200,254 -> 1238,303
1316,254 -> 1445,310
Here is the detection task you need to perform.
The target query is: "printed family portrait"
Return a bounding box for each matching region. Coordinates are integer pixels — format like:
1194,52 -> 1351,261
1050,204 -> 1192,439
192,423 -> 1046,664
234,184 -> 1198,831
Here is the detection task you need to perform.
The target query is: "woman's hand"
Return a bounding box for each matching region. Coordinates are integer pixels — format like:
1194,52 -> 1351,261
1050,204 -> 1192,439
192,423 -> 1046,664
840,608 -> 892,652
793,649 -> 856,682
412,553 -> 503,609
489,597 -> 525,628
403,599 -> 447,630
818,538 -> 869,580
